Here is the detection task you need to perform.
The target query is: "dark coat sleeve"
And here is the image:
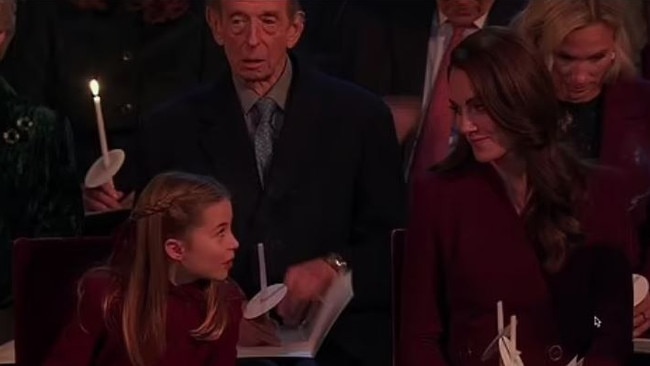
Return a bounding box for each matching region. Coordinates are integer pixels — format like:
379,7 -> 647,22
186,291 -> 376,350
398,174 -> 449,365
585,247 -> 633,366
344,97 -> 406,310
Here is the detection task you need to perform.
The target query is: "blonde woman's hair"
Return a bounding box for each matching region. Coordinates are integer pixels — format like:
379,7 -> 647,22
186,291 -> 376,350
79,172 -> 233,366
513,0 -> 636,83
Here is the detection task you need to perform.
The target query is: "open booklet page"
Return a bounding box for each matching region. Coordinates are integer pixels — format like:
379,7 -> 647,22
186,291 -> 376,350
237,272 -> 353,359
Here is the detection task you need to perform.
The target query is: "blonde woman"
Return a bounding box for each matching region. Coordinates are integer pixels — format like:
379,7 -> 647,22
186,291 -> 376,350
515,0 -> 650,338
46,172 -> 242,366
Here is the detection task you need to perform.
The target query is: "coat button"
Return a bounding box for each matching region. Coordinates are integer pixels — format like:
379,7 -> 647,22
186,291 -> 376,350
2,128 -> 20,144
122,50 -> 133,62
548,345 -> 563,362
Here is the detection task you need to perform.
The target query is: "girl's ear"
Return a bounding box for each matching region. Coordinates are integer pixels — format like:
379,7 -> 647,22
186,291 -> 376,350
164,239 -> 186,261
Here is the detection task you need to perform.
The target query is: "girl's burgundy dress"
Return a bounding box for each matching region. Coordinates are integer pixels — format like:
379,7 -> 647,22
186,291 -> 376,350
45,277 -> 243,366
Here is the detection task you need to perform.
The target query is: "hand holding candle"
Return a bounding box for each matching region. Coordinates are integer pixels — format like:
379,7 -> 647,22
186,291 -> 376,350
84,79 -> 125,190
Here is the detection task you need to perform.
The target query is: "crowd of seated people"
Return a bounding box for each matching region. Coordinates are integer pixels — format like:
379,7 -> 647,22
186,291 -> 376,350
1,0 -> 650,365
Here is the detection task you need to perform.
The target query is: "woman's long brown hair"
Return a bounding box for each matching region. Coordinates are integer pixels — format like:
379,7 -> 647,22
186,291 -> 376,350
440,27 -> 588,273
79,171 -> 233,366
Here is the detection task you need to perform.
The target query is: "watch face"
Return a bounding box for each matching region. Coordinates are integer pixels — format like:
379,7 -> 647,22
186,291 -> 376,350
325,254 -> 346,272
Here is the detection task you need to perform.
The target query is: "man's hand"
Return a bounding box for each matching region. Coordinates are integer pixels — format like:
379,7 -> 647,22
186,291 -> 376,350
277,258 -> 337,326
634,292 -> 650,337
83,183 -> 134,213
238,314 -> 281,347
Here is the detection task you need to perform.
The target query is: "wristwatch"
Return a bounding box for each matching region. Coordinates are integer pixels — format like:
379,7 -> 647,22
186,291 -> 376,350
323,253 -> 348,274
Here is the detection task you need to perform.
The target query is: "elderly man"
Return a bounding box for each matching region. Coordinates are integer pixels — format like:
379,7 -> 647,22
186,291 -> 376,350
85,0 -> 405,365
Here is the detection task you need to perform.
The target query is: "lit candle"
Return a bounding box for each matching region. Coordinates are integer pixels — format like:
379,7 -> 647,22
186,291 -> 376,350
89,79 -> 110,168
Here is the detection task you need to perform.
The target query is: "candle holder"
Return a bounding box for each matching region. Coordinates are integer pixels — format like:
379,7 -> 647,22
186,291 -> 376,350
243,243 -> 287,320
244,283 -> 288,320
84,149 -> 126,188
481,301 -> 524,366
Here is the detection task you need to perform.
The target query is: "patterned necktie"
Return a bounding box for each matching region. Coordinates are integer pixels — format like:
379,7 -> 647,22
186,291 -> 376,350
253,97 -> 277,187
411,26 -> 467,180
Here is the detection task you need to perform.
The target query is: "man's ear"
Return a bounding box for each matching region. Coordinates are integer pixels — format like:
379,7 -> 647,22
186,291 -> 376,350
206,6 -> 225,46
164,239 -> 186,262
286,11 -> 305,50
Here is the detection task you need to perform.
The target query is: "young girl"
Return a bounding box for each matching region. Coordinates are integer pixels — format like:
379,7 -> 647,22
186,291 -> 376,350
45,171 -> 242,366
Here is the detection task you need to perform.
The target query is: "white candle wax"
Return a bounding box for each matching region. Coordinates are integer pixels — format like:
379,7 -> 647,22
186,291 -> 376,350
257,243 -> 268,290
497,301 -> 504,333
510,315 -> 517,353
89,80 -> 110,168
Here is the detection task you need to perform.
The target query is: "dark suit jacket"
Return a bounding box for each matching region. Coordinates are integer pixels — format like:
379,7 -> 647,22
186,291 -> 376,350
336,0 -> 528,96
642,44 -> 650,80
136,56 -> 406,365
399,162 -> 633,366
599,79 -> 650,277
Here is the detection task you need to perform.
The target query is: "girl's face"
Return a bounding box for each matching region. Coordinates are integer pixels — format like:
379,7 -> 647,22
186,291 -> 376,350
167,200 -> 239,282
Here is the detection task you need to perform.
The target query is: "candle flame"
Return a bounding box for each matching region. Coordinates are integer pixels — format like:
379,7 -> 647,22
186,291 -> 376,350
89,79 -> 100,96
